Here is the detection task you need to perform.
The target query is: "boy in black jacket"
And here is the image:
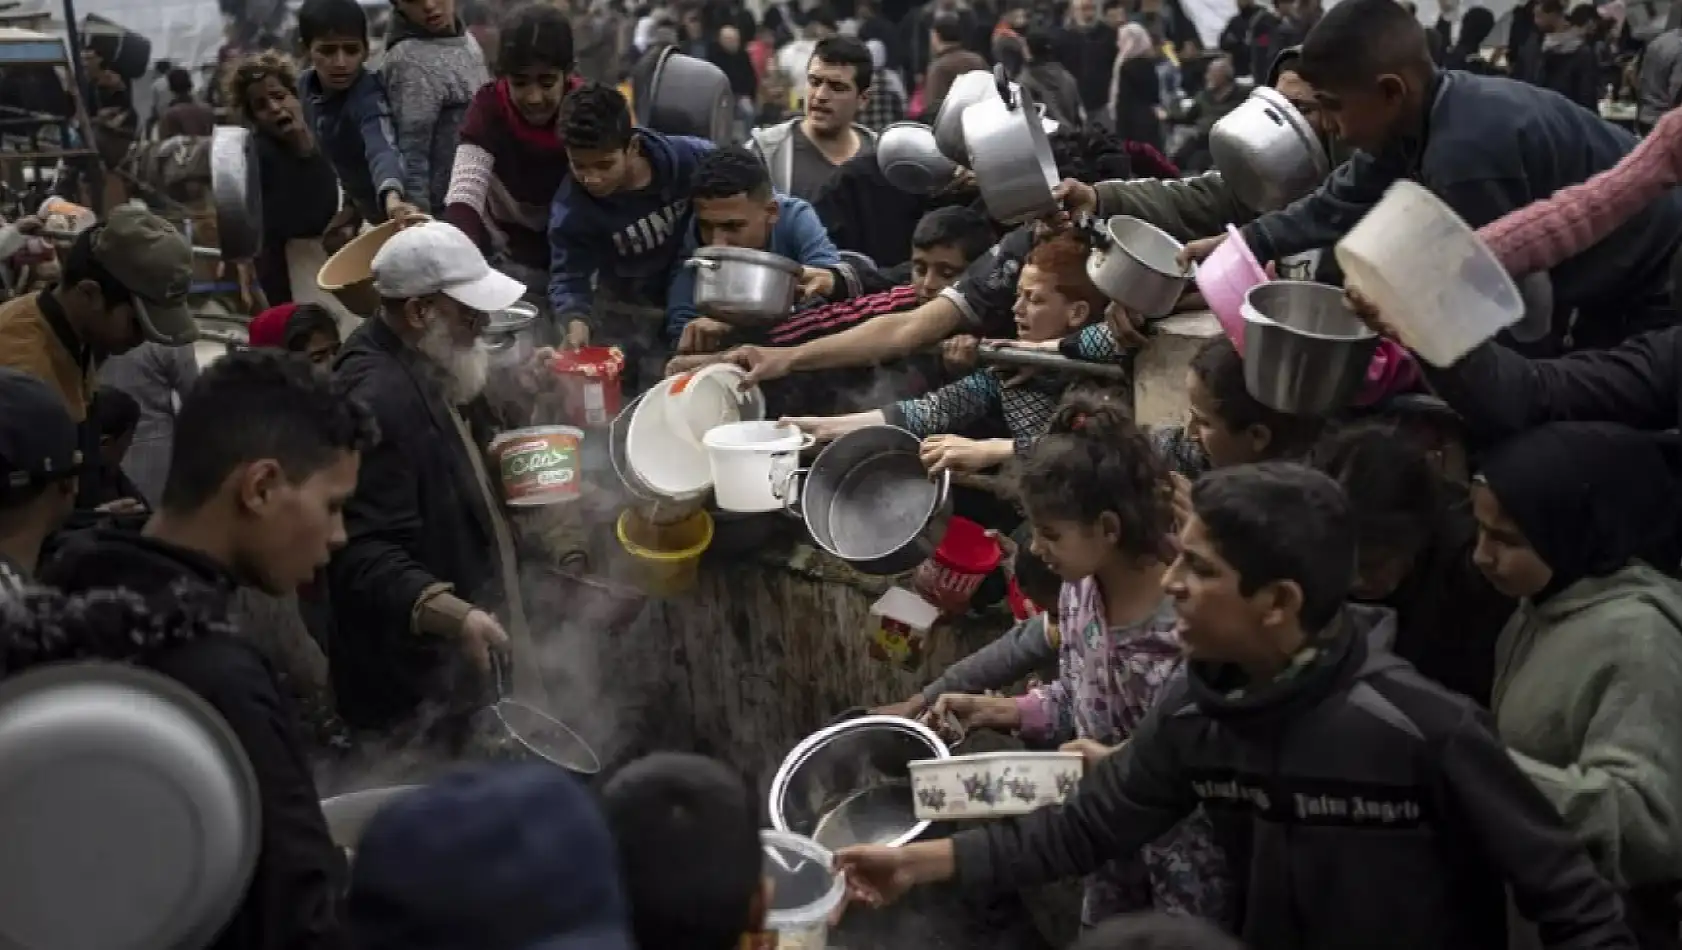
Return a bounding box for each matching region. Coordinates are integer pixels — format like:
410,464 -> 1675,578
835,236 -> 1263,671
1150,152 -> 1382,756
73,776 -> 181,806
836,462 -> 1635,950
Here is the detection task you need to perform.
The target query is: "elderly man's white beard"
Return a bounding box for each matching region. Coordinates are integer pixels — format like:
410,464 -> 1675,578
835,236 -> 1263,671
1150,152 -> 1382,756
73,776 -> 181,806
416,314 -> 489,403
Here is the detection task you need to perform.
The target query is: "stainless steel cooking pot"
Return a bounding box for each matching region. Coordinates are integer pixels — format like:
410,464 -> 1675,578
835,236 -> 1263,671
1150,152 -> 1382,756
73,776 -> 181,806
637,47 -> 738,144
931,70 -> 1012,164
1085,215 -> 1191,317
1240,280 -> 1379,414
782,425 -> 952,576
685,246 -> 803,327
1208,86 -> 1330,214
482,301 -> 541,369
877,122 -> 959,195
210,125 -> 263,261
963,78 -> 1059,227
769,715 -> 949,849
0,662 -> 260,950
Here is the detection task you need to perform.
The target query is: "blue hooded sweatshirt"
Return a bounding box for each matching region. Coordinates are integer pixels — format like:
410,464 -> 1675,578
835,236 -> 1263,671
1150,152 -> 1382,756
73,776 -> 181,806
547,128 -> 714,322
664,193 -> 842,339
300,68 -> 406,225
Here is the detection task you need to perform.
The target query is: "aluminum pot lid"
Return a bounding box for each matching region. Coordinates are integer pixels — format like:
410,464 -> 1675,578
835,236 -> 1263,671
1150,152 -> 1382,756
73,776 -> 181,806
210,125 -> 263,261
486,301 -> 540,335
694,245 -> 804,276
0,661 -> 261,950
1245,86 -> 1330,178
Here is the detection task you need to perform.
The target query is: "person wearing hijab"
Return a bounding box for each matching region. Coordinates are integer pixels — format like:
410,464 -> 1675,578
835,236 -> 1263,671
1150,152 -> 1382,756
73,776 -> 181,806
1108,23 -> 1164,150
1472,421 -> 1682,950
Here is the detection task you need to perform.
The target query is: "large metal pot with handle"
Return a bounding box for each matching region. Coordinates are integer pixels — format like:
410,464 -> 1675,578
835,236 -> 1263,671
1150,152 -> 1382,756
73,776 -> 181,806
636,47 -> 738,144
769,714 -> 950,850
209,125 -> 263,261
931,70 -> 1014,164
685,246 -> 802,327
1085,214 -> 1192,317
779,425 -> 951,575
962,74 -> 1059,227
1209,86 -> 1330,213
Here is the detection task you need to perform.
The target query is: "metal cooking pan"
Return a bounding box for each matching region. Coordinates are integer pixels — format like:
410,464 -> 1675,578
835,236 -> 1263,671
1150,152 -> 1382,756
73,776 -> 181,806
638,47 -> 738,144
209,125 -> 263,261
782,426 -> 951,576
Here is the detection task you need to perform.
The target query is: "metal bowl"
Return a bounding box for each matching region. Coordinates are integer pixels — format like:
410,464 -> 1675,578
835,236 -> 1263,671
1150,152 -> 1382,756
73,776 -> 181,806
1241,280 -> 1379,414
1086,215 -> 1190,317
209,125 -> 262,261
877,122 -> 958,195
321,785 -> 422,852
483,301 -> 542,367
639,47 -> 738,144
793,425 -> 951,576
931,70 -> 1015,164
0,662 -> 260,950
769,715 -> 949,849
1209,87 -> 1330,214
686,246 -> 802,327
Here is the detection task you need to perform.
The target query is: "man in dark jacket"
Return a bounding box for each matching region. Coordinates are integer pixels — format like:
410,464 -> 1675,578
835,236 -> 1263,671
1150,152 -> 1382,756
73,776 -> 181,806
329,221 -> 526,741
832,462 -> 1637,950
1191,0 -> 1682,354
1056,0 -> 1118,116
40,349 -> 373,950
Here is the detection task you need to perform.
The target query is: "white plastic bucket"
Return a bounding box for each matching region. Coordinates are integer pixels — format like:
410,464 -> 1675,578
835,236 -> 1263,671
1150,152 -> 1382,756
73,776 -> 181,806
1334,180 -> 1525,368
702,422 -> 810,512
760,830 -> 844,950
625,377 -> 714,497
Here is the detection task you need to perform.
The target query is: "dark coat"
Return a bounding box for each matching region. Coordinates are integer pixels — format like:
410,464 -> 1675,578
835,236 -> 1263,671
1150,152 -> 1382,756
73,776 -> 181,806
327,318 -> 503,732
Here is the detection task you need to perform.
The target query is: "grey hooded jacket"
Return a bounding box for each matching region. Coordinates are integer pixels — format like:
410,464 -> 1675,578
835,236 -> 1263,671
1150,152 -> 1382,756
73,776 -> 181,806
747,118 -> 877,200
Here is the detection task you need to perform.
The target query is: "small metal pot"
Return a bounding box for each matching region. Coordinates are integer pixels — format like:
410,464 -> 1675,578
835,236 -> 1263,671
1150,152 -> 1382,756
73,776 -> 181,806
1209,86 -> 1330,214
637,47 -> 738,144
768,715 -> 949,850
1240,281 -> 1379,414
962,77 -> 1059,227
1085,215 -> 1192,317
481,301 -> 541,369
877,122 -> 958,195
209,125 -> 263,261
931,70 -> 1014,164
782,426 -> 951,576
685,246 -> 802,327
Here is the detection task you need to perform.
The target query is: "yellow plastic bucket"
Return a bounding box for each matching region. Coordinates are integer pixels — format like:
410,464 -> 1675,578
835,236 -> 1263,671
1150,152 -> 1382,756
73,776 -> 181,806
615,509 -> 713,596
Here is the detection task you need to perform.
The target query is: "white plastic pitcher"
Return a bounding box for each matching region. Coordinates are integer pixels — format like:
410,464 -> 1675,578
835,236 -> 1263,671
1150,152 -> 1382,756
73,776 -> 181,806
701,421 -> 811,513
760,830 -> 844,950
1334,180 -> 1525,368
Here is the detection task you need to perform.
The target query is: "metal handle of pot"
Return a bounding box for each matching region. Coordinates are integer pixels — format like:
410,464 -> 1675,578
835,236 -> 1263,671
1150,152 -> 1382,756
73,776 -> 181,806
931,466 -> 952,512
684,258 -> 720,271
1078,214 -> 1112,250
488,649 -> 513,701
776,467 -> 808,519
992,63 -> 1015,108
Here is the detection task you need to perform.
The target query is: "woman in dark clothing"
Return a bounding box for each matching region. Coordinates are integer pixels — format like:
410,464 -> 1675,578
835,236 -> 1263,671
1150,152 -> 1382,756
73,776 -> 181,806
1308,420 -> 1515,706
1108,23 -> 1165,149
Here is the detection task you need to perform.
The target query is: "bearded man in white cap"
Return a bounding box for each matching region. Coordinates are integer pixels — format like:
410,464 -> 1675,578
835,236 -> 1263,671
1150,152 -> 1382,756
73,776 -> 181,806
328,221 -> 542,754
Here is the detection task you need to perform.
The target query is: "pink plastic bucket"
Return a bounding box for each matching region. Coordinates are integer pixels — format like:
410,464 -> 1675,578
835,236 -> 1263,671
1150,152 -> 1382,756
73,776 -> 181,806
1194,225 -> 1267,351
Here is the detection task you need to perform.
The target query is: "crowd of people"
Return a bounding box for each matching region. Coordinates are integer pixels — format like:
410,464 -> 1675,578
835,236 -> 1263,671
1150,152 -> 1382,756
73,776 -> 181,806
6,0 -> 1682,944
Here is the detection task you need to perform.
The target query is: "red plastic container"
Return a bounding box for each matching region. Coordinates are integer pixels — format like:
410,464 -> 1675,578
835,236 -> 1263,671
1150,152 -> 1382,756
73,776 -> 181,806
912,516 -> 1003,615
550,346 -> 625,427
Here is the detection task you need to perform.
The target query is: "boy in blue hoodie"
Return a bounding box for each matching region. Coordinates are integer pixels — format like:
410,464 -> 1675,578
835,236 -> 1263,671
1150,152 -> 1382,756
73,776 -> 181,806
297,0 -> 416,227
549,82 -> 712,387
666,146 -> 865,354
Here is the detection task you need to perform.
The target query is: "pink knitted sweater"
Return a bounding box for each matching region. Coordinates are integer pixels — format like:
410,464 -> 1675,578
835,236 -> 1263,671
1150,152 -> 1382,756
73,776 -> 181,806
1477,108 -> 1682,277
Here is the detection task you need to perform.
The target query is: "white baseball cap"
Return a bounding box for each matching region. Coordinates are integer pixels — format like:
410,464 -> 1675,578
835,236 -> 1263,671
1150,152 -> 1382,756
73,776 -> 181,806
371,221 -> 527,313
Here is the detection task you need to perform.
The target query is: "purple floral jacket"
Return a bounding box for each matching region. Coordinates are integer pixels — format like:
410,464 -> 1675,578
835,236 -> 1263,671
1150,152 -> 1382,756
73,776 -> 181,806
1014,577 -> 1233,926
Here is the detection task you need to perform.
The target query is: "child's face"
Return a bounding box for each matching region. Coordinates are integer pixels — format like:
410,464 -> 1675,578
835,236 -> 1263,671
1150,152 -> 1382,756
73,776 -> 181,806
299,329 -> 341,366
1185,369 -> 1265,469
909,241 -> 970,304
507,68 -> 567,126
394,0 -> 456,33
1469,482 -> 1553,599
1310,74 -> 1408,156
100,430 -> 134,467
246,75 -> 308,147
1027,514 -> 1117,583
567,142 -> 635,198
1011,265 -> 1088,343
1163,512 -> 1291,663
306,34 -> 368,91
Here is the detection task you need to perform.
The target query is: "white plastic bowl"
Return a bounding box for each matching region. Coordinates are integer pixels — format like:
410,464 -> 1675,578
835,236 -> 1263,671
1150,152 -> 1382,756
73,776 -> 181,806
761,830 -> 844,950
701,421 -> 811,512
665,363 -> 765,449
625,377 -> 714,497
1334,180 -> 1524,367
